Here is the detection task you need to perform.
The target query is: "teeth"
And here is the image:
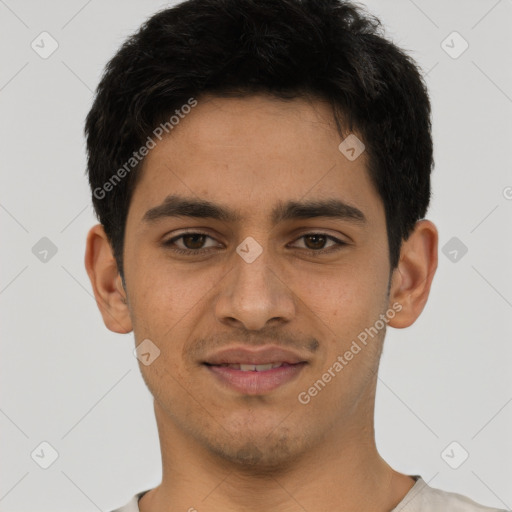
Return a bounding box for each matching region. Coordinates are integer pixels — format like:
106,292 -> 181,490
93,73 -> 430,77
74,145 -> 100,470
221,363 -> 286,371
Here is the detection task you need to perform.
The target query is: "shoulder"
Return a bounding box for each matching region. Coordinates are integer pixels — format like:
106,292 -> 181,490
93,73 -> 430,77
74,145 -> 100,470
393,477 -> 509,512
109,489 -> 150,512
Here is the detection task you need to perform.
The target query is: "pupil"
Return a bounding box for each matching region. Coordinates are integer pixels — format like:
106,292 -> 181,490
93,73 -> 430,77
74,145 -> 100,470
306,234 -> 326,249
184,234 -> 205,249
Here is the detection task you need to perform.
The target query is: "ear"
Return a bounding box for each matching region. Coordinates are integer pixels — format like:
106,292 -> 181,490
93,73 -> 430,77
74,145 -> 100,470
387,220 -> 438,328
84,224 -> 133,334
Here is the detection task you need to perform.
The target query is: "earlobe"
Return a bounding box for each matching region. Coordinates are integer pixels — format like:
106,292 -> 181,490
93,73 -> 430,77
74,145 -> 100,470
84,224 -> 133,334
387,220 -> 438,329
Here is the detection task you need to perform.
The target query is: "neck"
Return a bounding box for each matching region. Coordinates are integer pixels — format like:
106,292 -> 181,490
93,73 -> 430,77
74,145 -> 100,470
139,401 -> 415,512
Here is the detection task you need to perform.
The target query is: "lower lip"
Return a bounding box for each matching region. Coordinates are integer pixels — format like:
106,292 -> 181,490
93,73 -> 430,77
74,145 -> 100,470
205,363 -> 306,395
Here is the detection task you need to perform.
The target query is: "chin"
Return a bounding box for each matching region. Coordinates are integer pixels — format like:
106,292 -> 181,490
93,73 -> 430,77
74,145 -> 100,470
201,426 -> 310,471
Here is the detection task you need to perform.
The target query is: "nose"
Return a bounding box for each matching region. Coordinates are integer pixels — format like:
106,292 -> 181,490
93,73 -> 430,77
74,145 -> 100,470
214,242 -> 296,331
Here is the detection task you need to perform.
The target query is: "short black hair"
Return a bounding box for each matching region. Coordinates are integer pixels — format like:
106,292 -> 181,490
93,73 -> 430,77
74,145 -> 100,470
85,0 -> 433,277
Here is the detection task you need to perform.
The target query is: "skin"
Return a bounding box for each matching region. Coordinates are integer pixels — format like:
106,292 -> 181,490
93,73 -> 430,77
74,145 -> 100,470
85,94 -> 438,512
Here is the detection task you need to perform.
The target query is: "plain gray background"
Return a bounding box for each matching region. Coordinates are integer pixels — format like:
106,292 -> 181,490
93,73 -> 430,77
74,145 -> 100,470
1,0 -> 511,510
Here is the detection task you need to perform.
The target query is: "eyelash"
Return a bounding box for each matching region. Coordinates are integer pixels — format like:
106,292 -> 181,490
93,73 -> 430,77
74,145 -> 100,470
162,231 -> 347,256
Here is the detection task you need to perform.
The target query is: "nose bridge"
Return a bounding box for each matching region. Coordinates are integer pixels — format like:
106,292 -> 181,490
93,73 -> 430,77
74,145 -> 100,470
214,236 -> 295,330
234,243 -> 274,298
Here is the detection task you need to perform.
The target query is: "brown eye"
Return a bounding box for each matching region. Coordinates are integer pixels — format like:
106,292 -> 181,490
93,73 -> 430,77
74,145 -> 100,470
163,232 -> 220,254
289,233 -> 347,255
303,234 -> 328,250
181,234 -> 207,249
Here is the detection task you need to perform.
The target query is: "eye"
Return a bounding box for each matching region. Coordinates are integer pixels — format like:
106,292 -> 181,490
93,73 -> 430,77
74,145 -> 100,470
162,232 -> 221,254
162,231 -> 347,256
290,233 -> 347,254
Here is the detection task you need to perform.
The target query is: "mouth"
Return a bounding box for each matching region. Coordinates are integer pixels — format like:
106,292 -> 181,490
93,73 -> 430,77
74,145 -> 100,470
203,360 -> 307,394
202,345 -> 309,395
207,362 -> 293,371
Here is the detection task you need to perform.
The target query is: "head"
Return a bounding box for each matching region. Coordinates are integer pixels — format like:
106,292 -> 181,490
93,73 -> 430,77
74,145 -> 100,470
85,0 -> 437,469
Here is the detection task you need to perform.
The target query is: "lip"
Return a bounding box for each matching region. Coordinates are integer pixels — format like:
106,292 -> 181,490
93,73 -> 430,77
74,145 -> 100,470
205,362 -> 307,395
203,345 -> 308,366
203,345 -> 308,395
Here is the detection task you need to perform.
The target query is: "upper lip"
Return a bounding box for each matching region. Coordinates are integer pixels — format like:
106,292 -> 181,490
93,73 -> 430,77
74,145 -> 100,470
203,345 -> 308,365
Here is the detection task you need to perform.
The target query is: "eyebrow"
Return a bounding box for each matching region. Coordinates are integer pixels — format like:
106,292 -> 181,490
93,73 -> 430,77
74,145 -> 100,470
143,194 -> 367,225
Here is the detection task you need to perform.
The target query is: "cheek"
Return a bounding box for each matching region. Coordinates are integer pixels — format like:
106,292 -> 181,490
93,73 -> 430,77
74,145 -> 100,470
127,256 -> 221,341
291,259 -> 386,333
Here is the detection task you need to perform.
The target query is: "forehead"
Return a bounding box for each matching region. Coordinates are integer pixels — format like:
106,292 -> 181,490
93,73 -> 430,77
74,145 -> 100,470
128,94 -> 384,229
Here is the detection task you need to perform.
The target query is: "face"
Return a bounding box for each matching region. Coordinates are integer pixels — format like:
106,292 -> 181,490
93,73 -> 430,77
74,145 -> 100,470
116,94 -> 396,467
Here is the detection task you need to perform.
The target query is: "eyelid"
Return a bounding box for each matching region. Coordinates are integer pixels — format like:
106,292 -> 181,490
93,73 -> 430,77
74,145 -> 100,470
286,234 -> 349,259
163,230 -> 222,248
162,230 -> 348,255
289,228 -> 350,244
288,233 -> 346,250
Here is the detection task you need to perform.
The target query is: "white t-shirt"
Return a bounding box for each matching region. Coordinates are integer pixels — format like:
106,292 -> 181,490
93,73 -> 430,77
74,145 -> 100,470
110,475 -> 509,511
